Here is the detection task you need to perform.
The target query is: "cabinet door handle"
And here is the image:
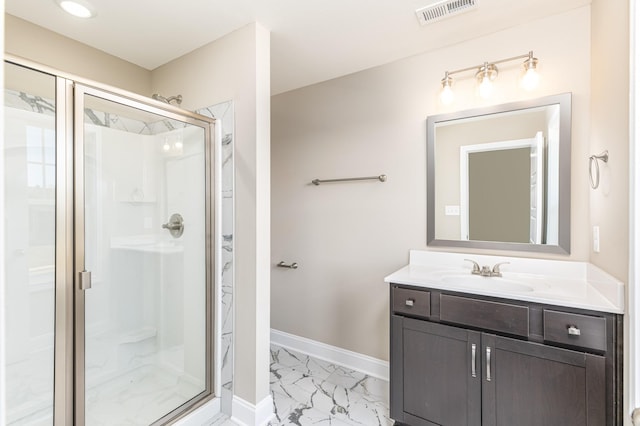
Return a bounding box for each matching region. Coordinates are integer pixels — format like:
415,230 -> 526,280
471,343 -> 477,378
567,325 -> 581,336
405,299 -> 414,307
486,346 -> 492,382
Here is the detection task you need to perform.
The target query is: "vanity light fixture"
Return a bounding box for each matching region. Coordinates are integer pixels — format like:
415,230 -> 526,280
439,51 -> 540,105
476,62 -> 498,99
55,0 -> 96,18
521,52 -> 540,91
440,72 -> 454,105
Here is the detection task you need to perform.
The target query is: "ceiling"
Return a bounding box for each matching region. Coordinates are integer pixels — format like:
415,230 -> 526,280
5,0 -> 590,95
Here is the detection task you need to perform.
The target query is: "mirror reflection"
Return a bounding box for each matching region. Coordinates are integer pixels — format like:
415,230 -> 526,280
427,93 -> 571,253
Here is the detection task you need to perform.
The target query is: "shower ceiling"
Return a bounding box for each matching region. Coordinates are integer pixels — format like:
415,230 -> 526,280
4,0 -> 589,95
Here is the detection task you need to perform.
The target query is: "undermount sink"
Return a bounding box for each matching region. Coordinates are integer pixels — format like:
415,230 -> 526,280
439,274 -> 537,293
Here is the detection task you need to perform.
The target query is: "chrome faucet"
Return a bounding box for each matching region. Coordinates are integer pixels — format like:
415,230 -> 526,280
490,262 -> 510,277
464,259 -> 510,277
464,259 -> 486,276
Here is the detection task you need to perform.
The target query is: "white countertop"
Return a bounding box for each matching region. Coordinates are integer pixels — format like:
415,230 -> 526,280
384,250 -> 625,314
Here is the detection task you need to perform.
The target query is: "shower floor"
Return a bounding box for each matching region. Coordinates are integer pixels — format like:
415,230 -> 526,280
85,363 -> 203,425
5,347 -> 54,425
85,329 -> 205,425
7,336 -> 204,425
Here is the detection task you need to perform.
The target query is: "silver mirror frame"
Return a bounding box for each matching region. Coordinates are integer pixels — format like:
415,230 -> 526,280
427,93 -> 572,254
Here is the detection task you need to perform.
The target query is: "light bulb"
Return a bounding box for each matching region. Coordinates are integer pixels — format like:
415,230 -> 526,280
174,141 -> 183,150
475,63 -> 497,100
521,51 -> 540,91
440,84 -> 454,105
477,75 -> 493,99
162,142 -> 170,152
521,68 -> 540,91
440,85 -> 454,105
439,73 -> 454,105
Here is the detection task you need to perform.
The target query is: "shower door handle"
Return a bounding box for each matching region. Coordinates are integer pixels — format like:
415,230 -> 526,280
79,270 -> 92,291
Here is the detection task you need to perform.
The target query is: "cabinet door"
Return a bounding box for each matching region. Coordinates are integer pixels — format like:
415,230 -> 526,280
392,315 -> 481,426
482,334 -> 605,426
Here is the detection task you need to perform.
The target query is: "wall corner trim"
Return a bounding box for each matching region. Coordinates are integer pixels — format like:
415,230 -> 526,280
231,394 -> 274,426
270,329 -> 390,381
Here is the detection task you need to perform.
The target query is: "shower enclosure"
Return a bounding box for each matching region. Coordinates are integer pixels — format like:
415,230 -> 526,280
3,59 -> 217,425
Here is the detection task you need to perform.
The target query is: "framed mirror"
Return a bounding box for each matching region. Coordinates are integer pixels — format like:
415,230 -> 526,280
427,93 -> 571,254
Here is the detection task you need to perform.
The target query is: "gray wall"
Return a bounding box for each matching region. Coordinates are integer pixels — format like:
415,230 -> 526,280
589,0 -> 630,422
271,7 -> 593,361
5,15 -> 151,95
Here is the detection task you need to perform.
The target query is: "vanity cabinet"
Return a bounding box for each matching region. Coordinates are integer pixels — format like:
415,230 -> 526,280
481,333 -> 604,426
390,285 -> 621,426
394,317 -> 481,425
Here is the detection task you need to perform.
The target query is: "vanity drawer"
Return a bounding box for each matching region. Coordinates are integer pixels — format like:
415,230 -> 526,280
440,294 -> 529,337
392,287 -> 430,319
543,310 -> 607,352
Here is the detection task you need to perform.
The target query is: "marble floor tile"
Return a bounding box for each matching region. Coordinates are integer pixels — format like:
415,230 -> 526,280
271,346 -> 309,369
9,343 -> 390,426
269,345 -> 392,426
273,404 -> 357,426
85,364 -> 204,425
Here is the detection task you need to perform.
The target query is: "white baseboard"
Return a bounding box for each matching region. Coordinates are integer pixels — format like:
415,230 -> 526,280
172,397 -> 221,425
270,329 -> 389,381
231,394 -> 274,426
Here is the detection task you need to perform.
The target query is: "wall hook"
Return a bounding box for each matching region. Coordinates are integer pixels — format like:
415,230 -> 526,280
589,150 -> 609,189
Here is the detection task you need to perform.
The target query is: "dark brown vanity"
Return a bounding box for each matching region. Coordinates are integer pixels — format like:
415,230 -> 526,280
392,93 -> 625,425
389,284 -> 623,426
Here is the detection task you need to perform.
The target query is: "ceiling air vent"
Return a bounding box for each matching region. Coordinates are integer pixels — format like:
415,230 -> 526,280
415,0 -> 478,26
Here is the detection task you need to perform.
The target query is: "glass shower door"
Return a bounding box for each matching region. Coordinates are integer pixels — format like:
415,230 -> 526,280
74,86 -> 213,425
4,61 -> 57,426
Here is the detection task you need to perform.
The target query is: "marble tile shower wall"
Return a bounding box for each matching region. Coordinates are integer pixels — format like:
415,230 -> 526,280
197,101 -> 235,415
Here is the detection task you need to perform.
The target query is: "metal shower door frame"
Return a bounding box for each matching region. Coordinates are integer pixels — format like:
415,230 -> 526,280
54,71 -> 76,426
4,53 -> 221,426
3,58 -> 78,426
72,83 -> 216,425
5,55 -> 217,425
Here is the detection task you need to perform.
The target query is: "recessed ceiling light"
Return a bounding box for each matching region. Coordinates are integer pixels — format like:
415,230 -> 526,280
55,0 -> 96,18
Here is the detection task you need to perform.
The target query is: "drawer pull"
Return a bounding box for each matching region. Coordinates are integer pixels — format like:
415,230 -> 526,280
567,325 -> 581,336
471,344 -> 477,378
392,288 -> 430,318
486,347 -> 492,382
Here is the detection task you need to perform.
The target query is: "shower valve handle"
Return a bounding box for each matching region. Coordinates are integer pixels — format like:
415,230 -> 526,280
162,213 -> 184,238
162,222 -> 182,231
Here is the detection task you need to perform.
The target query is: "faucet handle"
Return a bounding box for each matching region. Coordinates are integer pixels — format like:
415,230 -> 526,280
464,259 -> 481,275
491,262 -> 510,277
